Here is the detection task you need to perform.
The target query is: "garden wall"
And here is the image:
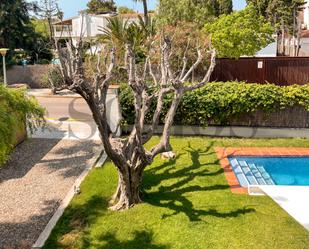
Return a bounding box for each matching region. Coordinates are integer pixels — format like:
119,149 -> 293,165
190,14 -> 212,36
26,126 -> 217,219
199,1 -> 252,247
7,65 -> 50,88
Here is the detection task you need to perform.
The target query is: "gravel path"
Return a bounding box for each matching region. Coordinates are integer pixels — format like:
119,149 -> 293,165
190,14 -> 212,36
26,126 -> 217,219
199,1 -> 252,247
0,138 -> 102,249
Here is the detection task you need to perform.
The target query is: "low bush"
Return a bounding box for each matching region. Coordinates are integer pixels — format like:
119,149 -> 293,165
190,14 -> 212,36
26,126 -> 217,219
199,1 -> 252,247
41,66 -> 63,90
119,82 -> 309,126
0,85 -> 45,165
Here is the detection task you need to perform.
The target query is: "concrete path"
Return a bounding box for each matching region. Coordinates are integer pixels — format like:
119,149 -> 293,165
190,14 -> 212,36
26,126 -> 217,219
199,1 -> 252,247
0,139 -> 102,249
260,185 -> 309,231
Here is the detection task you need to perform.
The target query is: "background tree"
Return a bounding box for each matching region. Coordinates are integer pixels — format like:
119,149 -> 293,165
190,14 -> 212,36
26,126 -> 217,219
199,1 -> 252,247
134,0 -> 149,24
87,0 -> 117,14
36,0 -> 61,39
158,0 -> 233,27
217,0 -> 233,15
0,0 -> 36,50
246,0 -> 305,55
0,0 -> 49,65
118,6 -> 136,14
55,17 -> 216,210
204,5 -> 274,58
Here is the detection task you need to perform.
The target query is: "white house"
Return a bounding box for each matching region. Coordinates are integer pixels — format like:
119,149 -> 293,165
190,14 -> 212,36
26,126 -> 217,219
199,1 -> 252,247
303,1 -> 309,29
53,12 -> 141,48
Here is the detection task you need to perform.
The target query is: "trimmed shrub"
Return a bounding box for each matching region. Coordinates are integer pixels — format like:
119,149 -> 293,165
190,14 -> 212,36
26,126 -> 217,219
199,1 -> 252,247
41,66 -> 63,89
0,85 -> 45,165
119,82 -> 309,126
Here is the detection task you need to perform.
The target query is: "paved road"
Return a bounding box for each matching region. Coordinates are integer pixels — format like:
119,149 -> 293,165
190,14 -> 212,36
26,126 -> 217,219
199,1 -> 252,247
33,93 -> 122,140
31,97 -> 100,141
36,97 -> 93,122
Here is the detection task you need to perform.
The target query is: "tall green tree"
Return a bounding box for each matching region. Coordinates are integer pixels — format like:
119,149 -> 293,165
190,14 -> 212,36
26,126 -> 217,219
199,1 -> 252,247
217,0 -> 233,15
246,0 -> 304,26
158,0 -> 233,27
86,0 -> 117,14
0,0 -> 36,50
204,5 -> 274,58
118,6 -> 136,14
246,0 -> 305,55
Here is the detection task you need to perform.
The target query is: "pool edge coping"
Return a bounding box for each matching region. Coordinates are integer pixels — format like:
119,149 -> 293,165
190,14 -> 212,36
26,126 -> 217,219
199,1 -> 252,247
215,147 -> 309,194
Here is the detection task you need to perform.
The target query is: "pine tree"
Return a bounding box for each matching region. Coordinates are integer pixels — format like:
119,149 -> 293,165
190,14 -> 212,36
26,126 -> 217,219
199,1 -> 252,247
86,0 -> 117,14
218,0 -> 233,15
158,0 -> 233,26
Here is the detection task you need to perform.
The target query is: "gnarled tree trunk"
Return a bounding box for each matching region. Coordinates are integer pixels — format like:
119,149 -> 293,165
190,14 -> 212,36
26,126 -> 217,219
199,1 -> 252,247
55,19 -> 216,211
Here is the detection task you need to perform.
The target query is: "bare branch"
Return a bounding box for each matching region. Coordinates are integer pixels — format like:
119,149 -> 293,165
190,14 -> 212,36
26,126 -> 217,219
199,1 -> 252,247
148,58 -> 158,86
179,39 -> 190,80
180,48 -> 203,82
184,49 -> 216,91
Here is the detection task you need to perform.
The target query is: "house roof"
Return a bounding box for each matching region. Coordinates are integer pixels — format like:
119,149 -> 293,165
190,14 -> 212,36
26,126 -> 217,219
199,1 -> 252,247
52,12 -> 154,26
119,13 -> 154,18
53,18 -> 73,26
301,30 -> 309,38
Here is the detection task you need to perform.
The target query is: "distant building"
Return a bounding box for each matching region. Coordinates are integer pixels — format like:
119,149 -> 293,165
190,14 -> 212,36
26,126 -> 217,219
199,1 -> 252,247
52,12 -> 143,48
279,1 -> 309,56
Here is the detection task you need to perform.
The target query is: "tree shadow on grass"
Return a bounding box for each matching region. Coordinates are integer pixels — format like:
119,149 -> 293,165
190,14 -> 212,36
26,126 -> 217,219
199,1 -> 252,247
143,141 -> 255,221
44,194 -> 108,249
93,230 -> 169,249
45,195 -> 169,249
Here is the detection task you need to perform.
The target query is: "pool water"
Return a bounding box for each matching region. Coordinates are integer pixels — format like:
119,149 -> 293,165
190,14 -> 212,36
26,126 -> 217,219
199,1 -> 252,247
228,156 -> 309,186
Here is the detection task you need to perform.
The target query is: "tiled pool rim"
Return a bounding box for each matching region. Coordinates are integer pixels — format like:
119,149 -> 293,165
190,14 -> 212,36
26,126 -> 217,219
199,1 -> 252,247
215,147 -> 309,194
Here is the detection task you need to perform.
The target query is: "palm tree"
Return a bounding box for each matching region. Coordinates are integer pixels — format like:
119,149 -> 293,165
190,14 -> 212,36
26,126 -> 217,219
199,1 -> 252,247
134,0 -> 148,24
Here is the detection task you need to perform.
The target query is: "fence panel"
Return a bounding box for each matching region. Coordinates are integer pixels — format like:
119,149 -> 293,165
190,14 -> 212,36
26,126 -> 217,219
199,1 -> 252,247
211,57 -> 309,85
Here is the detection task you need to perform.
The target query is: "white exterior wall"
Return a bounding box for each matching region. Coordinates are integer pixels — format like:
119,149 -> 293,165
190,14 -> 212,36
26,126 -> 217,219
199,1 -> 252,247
89,16 -> 107,37
69,14 -> 112,39
304,2 -> 309,29
300,37 -> 309,55
54,14 -> 140,50
72,16 -> 87,38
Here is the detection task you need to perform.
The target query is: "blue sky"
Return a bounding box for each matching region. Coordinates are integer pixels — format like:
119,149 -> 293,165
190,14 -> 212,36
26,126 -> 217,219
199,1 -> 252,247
30,0 -> 247,18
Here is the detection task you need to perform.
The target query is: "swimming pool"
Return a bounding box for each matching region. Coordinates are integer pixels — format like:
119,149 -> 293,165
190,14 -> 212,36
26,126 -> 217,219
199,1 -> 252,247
228,156 -> 309,187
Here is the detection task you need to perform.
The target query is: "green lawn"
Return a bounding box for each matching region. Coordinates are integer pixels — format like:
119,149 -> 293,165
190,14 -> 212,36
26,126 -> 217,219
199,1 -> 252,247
44,137 -> 309,249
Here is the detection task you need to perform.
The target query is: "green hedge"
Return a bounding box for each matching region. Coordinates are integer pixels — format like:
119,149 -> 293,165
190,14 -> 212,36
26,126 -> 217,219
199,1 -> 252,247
0,85 -> 45,166
120,82 -> 309,126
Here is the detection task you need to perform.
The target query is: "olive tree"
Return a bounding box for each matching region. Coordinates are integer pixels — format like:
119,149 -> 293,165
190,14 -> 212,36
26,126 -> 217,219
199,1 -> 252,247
55,17 -> 216,210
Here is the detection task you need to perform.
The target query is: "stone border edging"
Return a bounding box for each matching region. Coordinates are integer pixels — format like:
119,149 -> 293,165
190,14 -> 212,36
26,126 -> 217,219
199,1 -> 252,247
32,150 -> 107,249
215,147 -> 309,194
123,125 -> 309,138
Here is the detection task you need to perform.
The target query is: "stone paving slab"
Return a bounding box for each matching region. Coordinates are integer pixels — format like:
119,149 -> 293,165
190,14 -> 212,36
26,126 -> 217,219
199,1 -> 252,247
0,138 -> 102,249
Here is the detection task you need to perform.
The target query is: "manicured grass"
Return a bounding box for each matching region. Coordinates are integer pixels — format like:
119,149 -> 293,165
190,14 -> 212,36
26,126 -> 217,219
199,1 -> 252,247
44,137 -> 309,249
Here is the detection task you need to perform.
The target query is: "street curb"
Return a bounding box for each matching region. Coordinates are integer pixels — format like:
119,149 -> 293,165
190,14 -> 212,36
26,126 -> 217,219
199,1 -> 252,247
32,149 -> 107,249
28,94 -> 82,99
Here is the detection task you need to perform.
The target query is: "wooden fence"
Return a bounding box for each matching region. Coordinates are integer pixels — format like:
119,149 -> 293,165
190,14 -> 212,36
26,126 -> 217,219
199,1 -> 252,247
210,57 -> 309,85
